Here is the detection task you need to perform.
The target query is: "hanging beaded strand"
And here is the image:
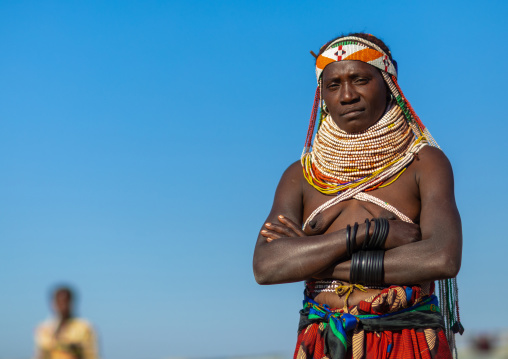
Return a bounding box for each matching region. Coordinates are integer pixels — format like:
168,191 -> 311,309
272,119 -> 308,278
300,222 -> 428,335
381,70 -> 461,352
302,86 -> 322,157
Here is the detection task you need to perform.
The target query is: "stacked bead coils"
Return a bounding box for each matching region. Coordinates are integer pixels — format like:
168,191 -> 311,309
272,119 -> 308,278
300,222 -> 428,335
348,218 -> 389,286
302,106 -> 417,195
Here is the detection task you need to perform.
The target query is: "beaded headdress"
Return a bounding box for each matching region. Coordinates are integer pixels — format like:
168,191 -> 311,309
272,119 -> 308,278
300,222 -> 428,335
315,38 -> 397,80
303,36 -> 437,157
302,35 -> 463,357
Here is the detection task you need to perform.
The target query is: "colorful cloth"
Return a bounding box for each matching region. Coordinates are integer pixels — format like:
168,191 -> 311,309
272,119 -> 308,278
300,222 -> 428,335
295,285 -> 452,359
35,318 -> 99,359
295,319 -> 451,359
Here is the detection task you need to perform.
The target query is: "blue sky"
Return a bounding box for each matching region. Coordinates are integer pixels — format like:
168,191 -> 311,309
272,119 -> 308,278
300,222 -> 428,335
1,1 -> 507,358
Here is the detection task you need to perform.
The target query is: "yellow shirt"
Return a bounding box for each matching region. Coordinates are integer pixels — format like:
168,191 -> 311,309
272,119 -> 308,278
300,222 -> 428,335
35,318 -> 99,359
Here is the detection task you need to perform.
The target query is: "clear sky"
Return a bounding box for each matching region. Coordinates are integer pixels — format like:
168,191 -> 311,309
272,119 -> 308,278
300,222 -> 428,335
1,1 -> 507,358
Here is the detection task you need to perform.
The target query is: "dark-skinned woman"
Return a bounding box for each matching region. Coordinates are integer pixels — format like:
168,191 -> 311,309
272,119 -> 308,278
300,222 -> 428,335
253,33 -> 463,359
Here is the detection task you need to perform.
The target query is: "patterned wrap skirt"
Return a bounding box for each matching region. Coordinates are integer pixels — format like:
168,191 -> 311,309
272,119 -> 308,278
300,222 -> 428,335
294,282 -> 452,359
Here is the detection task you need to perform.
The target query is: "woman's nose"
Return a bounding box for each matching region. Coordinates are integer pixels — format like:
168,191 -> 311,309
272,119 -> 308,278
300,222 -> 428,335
340,83 -> 359,104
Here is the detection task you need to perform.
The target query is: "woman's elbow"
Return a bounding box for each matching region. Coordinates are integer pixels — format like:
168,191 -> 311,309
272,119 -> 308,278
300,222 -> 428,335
254,270 -> 270,285
436,252 -> 461,279
253,261 -> 275,285
253,244 -> 283,285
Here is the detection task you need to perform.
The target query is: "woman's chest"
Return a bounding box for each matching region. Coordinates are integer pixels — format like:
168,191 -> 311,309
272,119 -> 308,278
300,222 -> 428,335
302,169 -> 421,235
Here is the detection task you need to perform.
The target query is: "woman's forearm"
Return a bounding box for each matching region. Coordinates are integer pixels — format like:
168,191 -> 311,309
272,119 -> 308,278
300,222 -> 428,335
320,237 -> 460,285
253,228 -> 351,285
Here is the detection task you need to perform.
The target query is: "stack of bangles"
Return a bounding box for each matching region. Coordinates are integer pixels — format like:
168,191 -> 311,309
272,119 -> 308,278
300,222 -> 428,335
346,218 -> 389,286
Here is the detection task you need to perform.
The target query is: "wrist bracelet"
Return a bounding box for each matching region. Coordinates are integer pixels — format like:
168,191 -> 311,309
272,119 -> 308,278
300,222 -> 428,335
378,218 -> 389,249
346,224 -> 351,257
363,218 -> 371,250
350,251 -> 360,283
370,218 -> 380,249
351,222 -> 358,254
367,218 -> 390,250
350,250 -> 385,285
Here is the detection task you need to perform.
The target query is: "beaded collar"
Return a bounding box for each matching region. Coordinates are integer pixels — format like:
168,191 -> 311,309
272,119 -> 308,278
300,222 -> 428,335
302,105 -> 420,195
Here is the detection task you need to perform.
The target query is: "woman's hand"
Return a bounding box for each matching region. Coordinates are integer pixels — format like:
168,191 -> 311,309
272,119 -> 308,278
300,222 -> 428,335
383,220 -> 422,249
260,215 -> 306,242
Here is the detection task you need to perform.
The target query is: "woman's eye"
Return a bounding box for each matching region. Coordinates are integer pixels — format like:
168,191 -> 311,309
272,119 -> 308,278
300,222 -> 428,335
355,78 -> 369,84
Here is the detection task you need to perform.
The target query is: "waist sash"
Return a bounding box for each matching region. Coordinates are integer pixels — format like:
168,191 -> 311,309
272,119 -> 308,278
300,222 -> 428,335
298,295 -> 444,359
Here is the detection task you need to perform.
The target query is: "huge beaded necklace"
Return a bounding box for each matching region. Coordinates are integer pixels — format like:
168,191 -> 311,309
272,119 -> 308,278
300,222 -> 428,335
301,36 -> 435,213
302,105 -> 421,195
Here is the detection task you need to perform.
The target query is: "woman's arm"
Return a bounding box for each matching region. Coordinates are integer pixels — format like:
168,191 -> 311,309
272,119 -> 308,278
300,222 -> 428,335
316,147 -> 462,284
82,324 -> 99,359
253,161 -> 349,284
253,161 -> 422,285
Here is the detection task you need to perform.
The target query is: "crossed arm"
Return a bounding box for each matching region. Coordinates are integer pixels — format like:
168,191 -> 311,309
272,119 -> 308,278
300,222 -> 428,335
253,147 -> 462,285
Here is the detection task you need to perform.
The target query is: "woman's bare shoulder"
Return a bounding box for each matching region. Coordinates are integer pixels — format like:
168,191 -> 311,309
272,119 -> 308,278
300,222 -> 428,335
278,159 -> 305,185
417,145 -> 453,165
265,160 -> 306,226
415,145 -> 453,177
413,145 -> 455,200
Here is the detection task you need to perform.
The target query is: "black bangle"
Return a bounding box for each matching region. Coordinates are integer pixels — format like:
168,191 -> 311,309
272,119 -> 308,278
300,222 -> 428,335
370,218 -> 381,249
351,251 -> 364,284
360,251 -> 367,284
346,224 -> 351,257
370,218 -> 380,250
375,250 -> 385,284
351,222 -> 358,254
369,218 -> 389,250
378,218 -> 389,249
373,250 -> 384,285
350,252 -> 359,283
355,251 -> 363,283
368,251 -> 376,284
352,250 -> 385,285
362,251 -> 370,285
363,218 -> 371,250
379,218 -> 385,248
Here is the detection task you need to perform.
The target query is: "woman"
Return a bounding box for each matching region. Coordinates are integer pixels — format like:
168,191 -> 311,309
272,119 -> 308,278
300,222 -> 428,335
35,287 -> 99,359
253,33 -> 462,359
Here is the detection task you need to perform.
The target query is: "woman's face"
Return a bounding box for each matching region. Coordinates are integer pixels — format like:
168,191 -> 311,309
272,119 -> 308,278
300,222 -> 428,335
321,60 -> 388,133
53,291 -> 72,318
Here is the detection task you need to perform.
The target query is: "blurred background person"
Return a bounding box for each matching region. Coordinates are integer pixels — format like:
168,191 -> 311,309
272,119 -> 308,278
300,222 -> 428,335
34,285 -> 99,359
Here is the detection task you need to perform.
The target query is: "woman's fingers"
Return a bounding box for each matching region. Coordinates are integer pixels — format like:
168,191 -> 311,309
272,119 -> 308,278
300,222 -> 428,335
384,220 -> 422,249
260,215 -> 306,242
277,215 -> 306,236
260,229 -> 283,242
264,222 -> 298,237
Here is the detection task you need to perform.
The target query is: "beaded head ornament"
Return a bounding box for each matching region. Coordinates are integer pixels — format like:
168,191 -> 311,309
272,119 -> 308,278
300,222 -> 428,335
303,35 -> 437,156
301,34 -> 463,356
